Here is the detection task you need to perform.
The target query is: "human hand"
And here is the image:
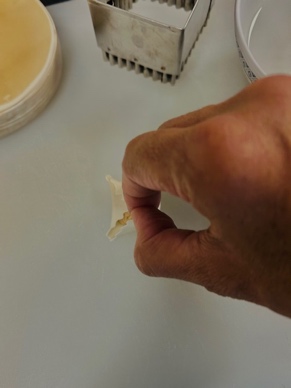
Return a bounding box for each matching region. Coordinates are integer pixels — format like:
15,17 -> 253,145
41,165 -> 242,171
122,76 -> 291,318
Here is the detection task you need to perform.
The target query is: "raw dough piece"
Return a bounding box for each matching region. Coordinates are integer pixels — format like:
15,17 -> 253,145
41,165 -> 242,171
0,0 -> 62,137
106,176 -> 134,241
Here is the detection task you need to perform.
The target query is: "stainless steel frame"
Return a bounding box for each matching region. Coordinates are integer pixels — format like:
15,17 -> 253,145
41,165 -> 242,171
88,0 -> 213,84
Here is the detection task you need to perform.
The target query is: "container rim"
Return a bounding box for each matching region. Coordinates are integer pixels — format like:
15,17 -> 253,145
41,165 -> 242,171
234,0 -> 265,79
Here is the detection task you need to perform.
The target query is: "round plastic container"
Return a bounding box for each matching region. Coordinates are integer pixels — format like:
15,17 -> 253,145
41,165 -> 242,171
235,0 -> 291,82
0,0 -> 62,138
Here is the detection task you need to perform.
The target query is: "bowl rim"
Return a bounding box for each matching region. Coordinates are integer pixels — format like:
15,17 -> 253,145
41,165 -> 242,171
235,0 -> 266,79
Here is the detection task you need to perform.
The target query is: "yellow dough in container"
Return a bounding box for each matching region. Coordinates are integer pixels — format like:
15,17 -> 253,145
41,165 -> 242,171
0,0 -> 62,137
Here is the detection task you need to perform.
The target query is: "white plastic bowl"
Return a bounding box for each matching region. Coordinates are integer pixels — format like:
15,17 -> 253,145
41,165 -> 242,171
235,0 -> 291,82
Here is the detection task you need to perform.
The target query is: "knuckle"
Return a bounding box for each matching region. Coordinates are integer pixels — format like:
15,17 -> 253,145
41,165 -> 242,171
255,75 -> 291,105
158,118 -> 175,130
261,75 -> 291,92
192,115 -> 237,173
122,134 -> 147,175
124,135 -> 139,158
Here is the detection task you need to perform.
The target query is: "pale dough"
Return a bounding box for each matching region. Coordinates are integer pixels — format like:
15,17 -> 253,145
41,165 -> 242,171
0,0 -> 61,137
106,176 -> 133,241
0,0 -> 52,104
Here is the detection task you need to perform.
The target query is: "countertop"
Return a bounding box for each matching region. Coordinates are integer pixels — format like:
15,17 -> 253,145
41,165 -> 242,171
0,0 -> 291,387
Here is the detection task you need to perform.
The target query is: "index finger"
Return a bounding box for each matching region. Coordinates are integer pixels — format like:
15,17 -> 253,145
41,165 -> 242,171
122,126 -> 192,212
122,102 -> 226,213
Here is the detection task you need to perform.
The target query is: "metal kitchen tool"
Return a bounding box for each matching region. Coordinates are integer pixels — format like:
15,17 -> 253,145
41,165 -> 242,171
88,0 -> 213,84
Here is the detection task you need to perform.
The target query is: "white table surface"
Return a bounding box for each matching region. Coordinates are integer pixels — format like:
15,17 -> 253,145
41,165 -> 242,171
1,1 -> 291,387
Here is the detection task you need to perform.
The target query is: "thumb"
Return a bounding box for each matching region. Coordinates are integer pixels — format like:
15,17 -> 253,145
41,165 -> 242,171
131,206 -> 212,281
131,206 -> 255,302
